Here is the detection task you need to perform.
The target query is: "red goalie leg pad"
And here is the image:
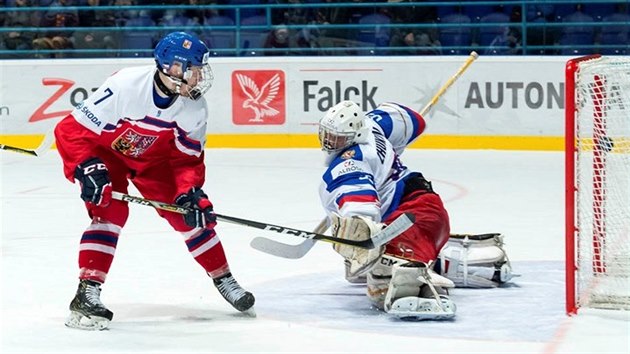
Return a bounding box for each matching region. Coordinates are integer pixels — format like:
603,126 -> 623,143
78,219 -> 122,283
184,227 -> 229,275
384,192 -> 451,264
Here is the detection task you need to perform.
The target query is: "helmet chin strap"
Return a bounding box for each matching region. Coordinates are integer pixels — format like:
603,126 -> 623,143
153,70 -> 179,98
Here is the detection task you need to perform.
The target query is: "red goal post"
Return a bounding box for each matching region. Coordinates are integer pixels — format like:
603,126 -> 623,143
565,55 -> 630,315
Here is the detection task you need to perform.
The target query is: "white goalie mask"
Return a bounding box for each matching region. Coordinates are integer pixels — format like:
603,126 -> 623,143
318,101 -> 370,153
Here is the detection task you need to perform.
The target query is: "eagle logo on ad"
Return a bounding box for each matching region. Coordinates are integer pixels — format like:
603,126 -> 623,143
232,70 -> 285,125
112,128 -> 157,158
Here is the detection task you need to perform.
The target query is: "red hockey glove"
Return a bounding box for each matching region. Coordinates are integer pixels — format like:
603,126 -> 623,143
174,187 -> 217,229
74,157 -> 112,207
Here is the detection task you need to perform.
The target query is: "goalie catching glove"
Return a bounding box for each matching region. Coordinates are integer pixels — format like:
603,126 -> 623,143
331,214 -> 385,277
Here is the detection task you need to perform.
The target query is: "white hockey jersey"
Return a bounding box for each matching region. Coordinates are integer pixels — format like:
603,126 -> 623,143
71,65 -> 208,158
55,65 -> 210,194
319,102 -> 426,222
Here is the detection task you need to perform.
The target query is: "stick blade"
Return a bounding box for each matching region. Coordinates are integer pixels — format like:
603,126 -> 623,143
249,237 -> 316,259
34,129 -> 55,156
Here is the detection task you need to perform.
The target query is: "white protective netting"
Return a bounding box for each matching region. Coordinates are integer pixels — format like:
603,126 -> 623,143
574,57 -> 630,310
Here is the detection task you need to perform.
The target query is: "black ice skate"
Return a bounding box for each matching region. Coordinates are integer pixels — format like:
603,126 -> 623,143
65,279 -> 113,330
213,273 -> 255,315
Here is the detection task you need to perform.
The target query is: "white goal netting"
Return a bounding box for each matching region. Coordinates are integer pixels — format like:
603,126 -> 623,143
574,57 -> 630,311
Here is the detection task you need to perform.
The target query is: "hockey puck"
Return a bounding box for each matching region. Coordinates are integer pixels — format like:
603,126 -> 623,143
597,136 -> 614,152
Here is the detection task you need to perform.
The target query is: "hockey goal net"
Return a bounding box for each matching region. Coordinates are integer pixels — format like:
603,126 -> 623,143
565,55 -> 630,314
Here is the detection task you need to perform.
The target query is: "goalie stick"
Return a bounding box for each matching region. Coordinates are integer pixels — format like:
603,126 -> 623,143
251,231 -> 503,260
0,129 -> 55,157
249,213 -> 415,257
111,192 -> 414,249
249,51 -> 480,259
420,51 -> 478,116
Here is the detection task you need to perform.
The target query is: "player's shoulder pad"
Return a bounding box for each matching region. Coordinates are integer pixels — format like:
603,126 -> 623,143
106,66 -> 154,93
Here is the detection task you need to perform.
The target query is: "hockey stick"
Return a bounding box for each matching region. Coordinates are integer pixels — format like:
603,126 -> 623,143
111,192 -> 414,249
420,51 -> 479,116
0,129 -> 55,157
249,218 -> 327,258
249,52 -> 480,259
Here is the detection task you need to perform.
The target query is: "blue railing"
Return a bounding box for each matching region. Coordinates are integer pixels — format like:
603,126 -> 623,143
0,0 -> 628,58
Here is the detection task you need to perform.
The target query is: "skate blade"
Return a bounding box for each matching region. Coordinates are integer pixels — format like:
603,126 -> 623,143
65,311 -> 110,331
241,307 -> 257,318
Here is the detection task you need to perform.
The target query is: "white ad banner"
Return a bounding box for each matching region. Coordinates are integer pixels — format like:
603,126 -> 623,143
0,56 -> 567,136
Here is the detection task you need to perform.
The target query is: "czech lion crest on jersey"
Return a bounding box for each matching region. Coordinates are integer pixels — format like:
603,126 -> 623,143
112,128 -> 157,157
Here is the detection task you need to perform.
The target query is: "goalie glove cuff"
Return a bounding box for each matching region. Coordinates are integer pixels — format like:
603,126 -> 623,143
331,214 -> 385,276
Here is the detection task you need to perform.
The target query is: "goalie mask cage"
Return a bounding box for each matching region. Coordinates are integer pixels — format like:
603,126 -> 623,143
565,55 -> 630,315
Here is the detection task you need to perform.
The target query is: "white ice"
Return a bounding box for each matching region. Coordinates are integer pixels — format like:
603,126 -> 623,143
1,149 -> 629,354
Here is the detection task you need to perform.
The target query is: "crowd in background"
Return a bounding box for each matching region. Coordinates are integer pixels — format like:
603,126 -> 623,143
1,0 -> 628,58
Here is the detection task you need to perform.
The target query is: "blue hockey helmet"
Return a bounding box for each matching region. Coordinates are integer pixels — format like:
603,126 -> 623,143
154,32 -> 213,100
155,31 -> 209,70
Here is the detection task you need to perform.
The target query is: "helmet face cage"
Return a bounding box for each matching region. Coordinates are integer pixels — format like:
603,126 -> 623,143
154,32 -> 213,100
319,125 -> 355,153
318,101 -> 366,153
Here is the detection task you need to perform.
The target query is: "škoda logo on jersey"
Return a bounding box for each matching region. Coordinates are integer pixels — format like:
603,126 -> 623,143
232,70 -> 286,125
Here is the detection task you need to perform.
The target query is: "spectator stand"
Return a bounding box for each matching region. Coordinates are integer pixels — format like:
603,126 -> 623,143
0,1 -> 628,58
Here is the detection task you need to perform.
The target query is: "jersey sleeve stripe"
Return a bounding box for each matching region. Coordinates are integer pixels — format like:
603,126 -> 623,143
336,190 -> 379,209
324,172 -> 375,192
103,123 -> 118,131
177,134 -> 202,151
400,105 -> 426,144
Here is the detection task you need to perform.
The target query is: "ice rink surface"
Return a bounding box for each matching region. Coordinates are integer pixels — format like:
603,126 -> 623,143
1,148 -> 629,353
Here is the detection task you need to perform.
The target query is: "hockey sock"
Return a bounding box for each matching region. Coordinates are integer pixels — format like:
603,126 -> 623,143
183,228 -> 228,275
78,220 -> 121,283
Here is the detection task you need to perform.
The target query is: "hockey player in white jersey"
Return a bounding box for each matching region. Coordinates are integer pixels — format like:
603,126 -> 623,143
318,100 -> 456,320
55,32 -> 254,330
